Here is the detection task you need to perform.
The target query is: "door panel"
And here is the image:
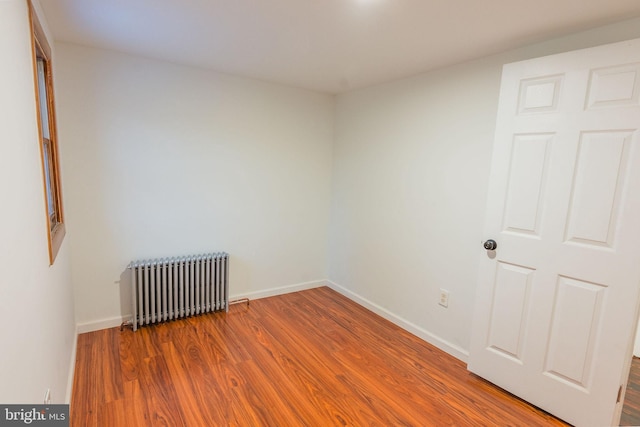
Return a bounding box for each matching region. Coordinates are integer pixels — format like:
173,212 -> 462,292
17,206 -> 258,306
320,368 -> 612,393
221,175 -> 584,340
518,75 -> 563,113
469,38 -> 640,427
544,276 -> 605,389
565,131 -> 631,247
502,134 -> 552,235
586,64 -> 640,109
487,262 -> 534,362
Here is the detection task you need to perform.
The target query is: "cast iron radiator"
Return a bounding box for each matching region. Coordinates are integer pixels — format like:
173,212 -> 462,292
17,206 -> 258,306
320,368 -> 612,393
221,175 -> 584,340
128,252 -> 229,331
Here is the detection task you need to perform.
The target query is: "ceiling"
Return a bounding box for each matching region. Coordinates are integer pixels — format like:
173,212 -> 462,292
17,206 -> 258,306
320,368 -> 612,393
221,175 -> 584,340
39,0 -> 640,94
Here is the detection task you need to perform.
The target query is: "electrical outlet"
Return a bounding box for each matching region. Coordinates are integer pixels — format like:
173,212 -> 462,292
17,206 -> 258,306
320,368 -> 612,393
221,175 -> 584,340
439,289 -> 449,308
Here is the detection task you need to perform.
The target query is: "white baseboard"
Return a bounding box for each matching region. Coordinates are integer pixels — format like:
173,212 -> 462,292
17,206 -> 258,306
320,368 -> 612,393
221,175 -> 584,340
326,280 -> 469,363
76,316 -> 127,334
229,280 -> 328,301
65,325 -> 79,404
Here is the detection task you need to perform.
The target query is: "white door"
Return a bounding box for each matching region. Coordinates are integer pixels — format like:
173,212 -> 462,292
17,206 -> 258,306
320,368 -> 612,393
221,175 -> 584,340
468,38 -> 640,427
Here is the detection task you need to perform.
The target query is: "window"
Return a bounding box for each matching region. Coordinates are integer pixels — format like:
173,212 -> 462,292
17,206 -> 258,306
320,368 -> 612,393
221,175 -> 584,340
30,2 -> 65,264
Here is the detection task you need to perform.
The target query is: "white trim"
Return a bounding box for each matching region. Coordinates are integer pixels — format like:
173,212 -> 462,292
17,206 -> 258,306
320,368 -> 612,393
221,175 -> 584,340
64,324 -> 78,404
229,280 -> 327,301
326,280 -> 469,362
76,316 -> 126,334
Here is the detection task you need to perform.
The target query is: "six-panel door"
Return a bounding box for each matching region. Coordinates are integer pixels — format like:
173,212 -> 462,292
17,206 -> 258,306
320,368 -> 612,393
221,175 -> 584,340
468,38 -> 640,427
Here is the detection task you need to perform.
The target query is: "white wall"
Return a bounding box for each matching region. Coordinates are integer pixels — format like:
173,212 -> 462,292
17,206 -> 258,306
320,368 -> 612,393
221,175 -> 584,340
53,44 -> 335,329
328,17 -> 640,359
0,0 -> 76,404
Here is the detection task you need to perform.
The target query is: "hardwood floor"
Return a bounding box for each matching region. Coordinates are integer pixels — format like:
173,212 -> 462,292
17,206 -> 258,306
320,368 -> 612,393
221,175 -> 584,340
71,286 -> 567,426
621,356 -> 640,426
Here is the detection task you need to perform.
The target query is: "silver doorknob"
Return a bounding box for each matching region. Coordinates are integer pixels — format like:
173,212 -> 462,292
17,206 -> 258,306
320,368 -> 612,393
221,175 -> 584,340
483,239 -> 497,251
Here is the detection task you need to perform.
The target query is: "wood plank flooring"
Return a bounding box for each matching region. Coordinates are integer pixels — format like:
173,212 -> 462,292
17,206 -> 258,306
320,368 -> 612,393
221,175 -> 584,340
621,356 -> 640,426
71,286 -> 568,426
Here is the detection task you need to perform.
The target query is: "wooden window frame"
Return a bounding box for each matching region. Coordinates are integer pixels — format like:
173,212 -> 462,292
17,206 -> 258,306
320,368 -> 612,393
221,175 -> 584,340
29,1 -> 66,264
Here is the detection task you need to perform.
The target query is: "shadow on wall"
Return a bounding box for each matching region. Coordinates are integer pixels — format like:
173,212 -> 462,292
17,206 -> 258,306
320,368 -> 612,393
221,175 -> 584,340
119,268 -> 133,322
